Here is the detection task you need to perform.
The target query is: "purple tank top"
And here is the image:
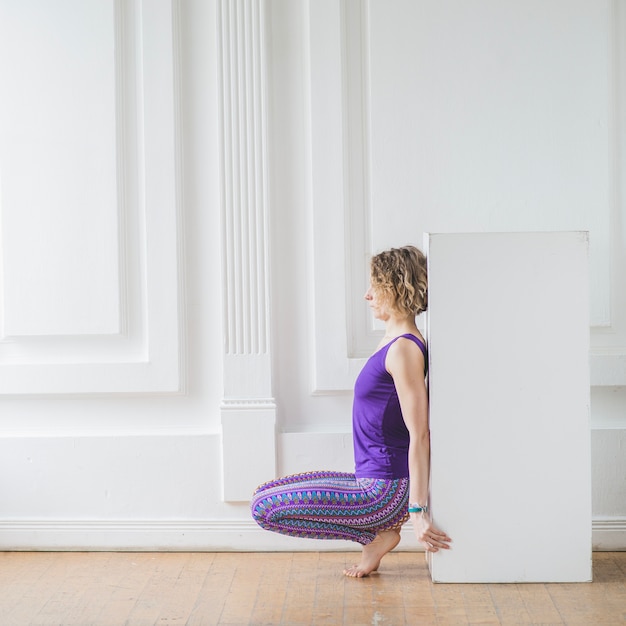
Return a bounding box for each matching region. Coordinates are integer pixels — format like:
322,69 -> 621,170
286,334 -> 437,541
352,334 -> 427,479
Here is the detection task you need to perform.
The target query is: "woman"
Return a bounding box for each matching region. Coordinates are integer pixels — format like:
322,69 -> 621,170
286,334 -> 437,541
251,245 -> 451,577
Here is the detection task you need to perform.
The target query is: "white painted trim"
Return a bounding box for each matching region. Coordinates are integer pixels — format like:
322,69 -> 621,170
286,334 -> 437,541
0,518 -> 620,552
216,0 -> 276,499
216,0 -> 273,392
171,0 -> 188,395
307,0 -> 364,394
217,0 -> 272,361
114,0 -> 131,338
0,0 -> 184,394
221,406 -> 277,502
342,0 -> 377,361
590,353 -> 626,385
0,519 -> 409,552
592,517 -> 626,551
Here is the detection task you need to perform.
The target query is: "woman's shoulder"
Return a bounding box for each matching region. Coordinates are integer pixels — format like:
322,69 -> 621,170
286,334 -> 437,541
385,335 -> 428,378
395,333 -> 426,352
386,333 -> 427,366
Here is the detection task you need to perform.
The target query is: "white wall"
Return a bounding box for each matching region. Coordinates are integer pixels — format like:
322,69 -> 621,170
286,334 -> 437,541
0,0 -> 231,549
268,0 -> 626,552
0,0 -> 623,552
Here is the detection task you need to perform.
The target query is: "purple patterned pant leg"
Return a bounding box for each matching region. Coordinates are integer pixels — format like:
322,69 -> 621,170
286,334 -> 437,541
250,471 -> 409,546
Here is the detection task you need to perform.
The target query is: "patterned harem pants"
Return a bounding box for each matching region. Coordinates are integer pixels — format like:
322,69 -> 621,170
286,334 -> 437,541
250,471 -> 410,546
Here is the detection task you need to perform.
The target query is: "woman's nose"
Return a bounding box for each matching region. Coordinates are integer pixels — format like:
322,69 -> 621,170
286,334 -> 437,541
364,288 -> 372,300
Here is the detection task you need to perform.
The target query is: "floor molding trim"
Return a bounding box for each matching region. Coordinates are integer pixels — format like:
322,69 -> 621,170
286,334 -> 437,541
0,518 -> 623,551
592,517 -> 626,551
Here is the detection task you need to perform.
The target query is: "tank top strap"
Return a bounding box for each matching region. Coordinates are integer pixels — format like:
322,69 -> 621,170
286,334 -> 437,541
390,333 -> 428,373
398,333 -> 426,354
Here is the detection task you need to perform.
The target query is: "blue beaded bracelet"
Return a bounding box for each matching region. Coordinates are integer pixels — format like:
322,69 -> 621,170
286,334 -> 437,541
408,503 -> 428,514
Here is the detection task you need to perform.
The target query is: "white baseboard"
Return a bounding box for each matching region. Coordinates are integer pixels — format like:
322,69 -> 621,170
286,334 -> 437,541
0,518 -> 623,552
592,517 -> 626,551
0,519 -> 420,552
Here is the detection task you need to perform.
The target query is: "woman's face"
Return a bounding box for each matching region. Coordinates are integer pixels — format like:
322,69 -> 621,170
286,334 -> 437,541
365,283 -> 390,321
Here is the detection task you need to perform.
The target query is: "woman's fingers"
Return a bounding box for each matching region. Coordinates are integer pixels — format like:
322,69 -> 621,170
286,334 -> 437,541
414,519 -> 452,552
430,526 -> 451,542
430,530 -> 450,541
421,528 -> 451,551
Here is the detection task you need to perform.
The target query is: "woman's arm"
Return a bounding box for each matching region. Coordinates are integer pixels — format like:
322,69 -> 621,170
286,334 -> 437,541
386,338 -> 451,552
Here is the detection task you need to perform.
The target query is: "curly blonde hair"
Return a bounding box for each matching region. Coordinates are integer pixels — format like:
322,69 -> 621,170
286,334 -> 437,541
370,245 -> 428,316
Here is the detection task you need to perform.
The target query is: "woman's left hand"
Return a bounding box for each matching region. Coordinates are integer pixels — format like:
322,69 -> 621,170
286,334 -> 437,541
412,513 -> 452,552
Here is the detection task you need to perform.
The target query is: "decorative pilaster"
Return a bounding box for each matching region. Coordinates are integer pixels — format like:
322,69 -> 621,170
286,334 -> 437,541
217,0 -> 276,501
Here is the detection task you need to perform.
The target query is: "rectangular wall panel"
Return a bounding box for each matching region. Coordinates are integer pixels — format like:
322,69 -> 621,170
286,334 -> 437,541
427,232 -> 592,582
0,0 -> 119,337
308,0 -> 620,394
366,0 -> 611,328
0,0 -> 183,394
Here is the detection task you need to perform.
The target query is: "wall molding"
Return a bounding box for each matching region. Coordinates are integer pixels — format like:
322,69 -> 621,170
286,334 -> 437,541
307,0 -> 367,393
590,354 -> 626,385
217,0 -> 276,500
0,517 -> 621,552
217,0 -> 271,362
217,0 -> 273,394
0,0 -> 185,394
341,0 -> 378,361
307,0 -> 626,390
593,517 -> 626,551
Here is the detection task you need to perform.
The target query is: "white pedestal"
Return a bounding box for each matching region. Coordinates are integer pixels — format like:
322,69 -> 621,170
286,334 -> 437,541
425,232 -> 592,583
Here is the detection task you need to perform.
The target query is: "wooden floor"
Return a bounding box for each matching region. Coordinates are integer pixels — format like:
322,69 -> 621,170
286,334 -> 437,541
0,551 -> 624,625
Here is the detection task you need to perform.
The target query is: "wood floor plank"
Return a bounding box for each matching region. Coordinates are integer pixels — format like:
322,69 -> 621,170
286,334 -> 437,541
515,582 -> 563,625
0,551 -> 624,625
38,553 -> 125,626
186,553 -> 238,626
217,553 -> 266,625
343,576 -> 379,626
152,553 -> 218,626
0,552 -> 60,624
110,554 -> 172,626
457,582 -> 501,625
487,583 -> 534,624
280,551 -> 319,626
430,577 -> 471,624
310,554 -> 347,625
113,553 -> 185,626
6,552 -> 76,625
249,552 -> 292,625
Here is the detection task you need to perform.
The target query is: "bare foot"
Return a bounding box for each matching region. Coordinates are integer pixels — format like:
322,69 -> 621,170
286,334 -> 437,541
343,529 -> 401,578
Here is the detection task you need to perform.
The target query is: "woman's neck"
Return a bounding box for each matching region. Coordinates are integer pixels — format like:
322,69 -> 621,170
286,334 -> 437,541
382,316 -> 418,339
